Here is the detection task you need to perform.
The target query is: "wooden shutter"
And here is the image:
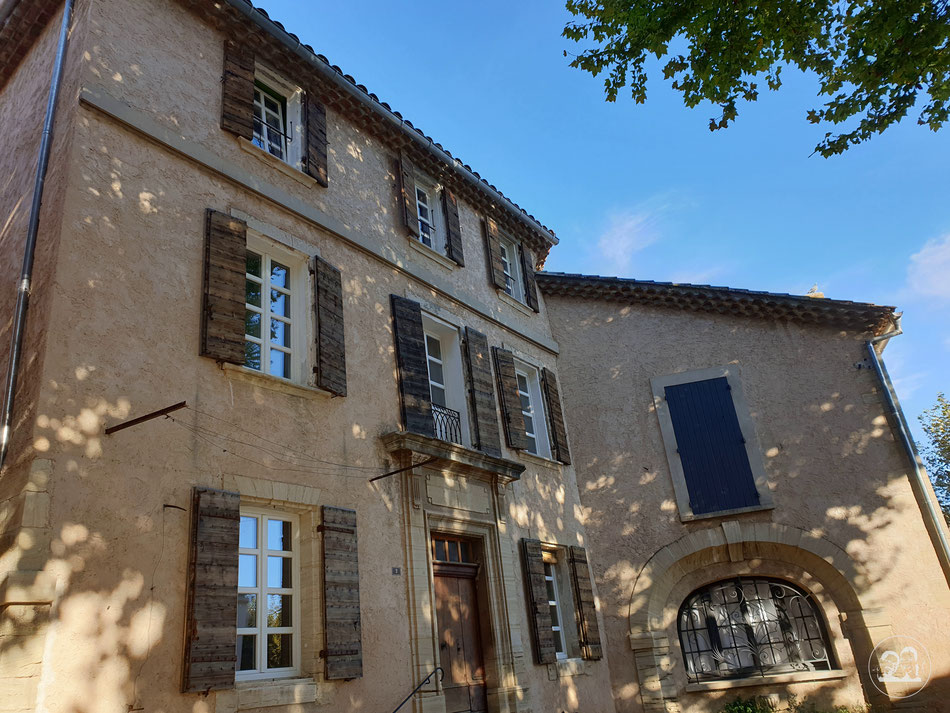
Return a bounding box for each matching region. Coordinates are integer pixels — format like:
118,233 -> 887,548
182,487 -> 240,692
521,539 -> 557,665
313,256 -> 346,396
304,94 -> 329,186
464,328 -> 501,457
664,377 -> 759,514
483,218 -> 507,291
220,42 -> 254,140
322,506 -> 363,680
541,367 -> 571,464
398,153 -> 420,238
441,189 -> 464,266
390,295 -> 434,437
519,245 -> 540,312
492,347 -> 530,450
201,209 -> 246,364
569,546 -> 602,661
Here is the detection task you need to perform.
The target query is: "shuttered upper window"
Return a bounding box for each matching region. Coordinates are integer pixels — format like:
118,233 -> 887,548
652,366 -> 773,521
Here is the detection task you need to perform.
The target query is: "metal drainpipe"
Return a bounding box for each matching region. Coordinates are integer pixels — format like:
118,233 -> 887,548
866,319 -> 950,586
0,0 -> 75,472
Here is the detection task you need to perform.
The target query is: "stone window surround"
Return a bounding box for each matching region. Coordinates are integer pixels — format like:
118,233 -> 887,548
626,520 -> 893,712
650,365 -> 774,522
214,474 -> 328,712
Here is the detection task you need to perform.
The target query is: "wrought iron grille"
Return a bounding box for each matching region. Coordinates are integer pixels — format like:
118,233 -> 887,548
678,577 -> 833,682
431,403 -> 462,444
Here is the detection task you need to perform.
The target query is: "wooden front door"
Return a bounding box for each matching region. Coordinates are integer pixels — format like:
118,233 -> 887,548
433,536 -> 487,713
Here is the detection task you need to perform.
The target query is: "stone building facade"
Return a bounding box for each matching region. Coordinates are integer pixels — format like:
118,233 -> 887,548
0,2 -> 948,713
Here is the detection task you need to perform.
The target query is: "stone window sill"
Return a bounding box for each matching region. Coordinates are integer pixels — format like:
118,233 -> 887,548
234,677 -> 318,709
221,363 -> 333,400
684,669 -> 847,693
518,450 -> 563,470
498,289 -> 535,316
408,237 -> 457,270
238,137 -> 317,189
679,503 -> 775,523
547,657 -> 589,680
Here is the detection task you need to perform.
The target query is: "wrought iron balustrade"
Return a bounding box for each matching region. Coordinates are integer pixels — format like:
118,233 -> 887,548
432,403 -> 462,444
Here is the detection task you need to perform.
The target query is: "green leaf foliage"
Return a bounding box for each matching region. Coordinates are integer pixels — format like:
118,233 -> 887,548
562,1 -> 950,156
920,392 -> 950,525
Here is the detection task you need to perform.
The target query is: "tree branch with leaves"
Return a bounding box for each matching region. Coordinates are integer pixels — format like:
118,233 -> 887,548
563,0 -> 950,156
920,392 -> 950,526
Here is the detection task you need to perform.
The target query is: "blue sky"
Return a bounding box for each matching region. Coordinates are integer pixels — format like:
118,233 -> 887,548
255,0 -> 949,443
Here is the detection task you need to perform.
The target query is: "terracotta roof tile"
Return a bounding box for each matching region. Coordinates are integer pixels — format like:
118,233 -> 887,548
536,272 -> 896,334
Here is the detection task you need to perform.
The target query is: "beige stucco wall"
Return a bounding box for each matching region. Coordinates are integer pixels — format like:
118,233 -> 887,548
544,295 -> 950,713
0,3 -> 92,711
0,1 -> 612,712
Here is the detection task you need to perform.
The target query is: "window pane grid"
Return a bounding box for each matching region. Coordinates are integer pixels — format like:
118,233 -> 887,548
678,577 -> 833,682
544,561 -> 567,659
253,86 -> 287,160
245,250 -> 293,380
237,512 -> 297,678
516,371 -> 538,454
416,186 -> 436,248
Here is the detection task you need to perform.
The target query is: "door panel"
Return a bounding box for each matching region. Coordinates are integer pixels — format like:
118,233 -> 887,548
435,573 -> 486,713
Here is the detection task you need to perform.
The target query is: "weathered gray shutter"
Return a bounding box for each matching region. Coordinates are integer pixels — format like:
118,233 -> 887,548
521,539 -> 557,665
519,245 -> 540,312
220,42 -> 254,140
390,295 -> 434,437
322,506 -> 363,679
492,347 -> 530,450
304,94 -> 329,186
569,546 -> 602,660
464,328 -> 501,456
182,486 -> 240,693
442,189 -> 464,266
398,153 -> 420,238
541,367 -> 571,464
313,256 -> 346,396
483,218 -> 507,290
201,209 -> 246,364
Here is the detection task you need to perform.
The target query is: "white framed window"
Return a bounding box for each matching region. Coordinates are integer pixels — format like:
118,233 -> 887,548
243,233 -> 309,383
545,560 -> 568,660
422,313 -> 471,447
414,180 -> 445,255
514,361 -> 550,458
252,67 -> 304,170
237,507 -> 301,681
498,235 -> 524,302
542,547 -> 581,660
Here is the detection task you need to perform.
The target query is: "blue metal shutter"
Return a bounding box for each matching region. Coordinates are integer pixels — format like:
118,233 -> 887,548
664,377 -> 759,514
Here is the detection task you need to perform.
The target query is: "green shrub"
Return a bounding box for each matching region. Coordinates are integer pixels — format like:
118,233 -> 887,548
720,698 -> 775,713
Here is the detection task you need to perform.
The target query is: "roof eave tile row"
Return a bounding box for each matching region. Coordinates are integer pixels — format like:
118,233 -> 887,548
536,272 -> 897,335
186,0 -> 559,260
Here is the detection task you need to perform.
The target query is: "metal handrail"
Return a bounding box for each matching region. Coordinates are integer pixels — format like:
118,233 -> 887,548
432,404 -> 462,444
390,666 -> 444,713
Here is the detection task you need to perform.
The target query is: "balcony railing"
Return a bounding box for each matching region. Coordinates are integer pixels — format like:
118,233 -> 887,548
432,403 -> 462,445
